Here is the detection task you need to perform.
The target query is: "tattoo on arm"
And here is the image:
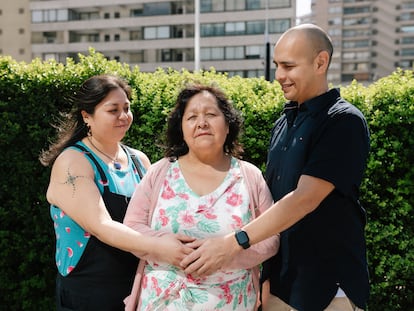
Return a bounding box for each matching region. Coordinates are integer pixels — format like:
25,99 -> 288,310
62,167 -> 86,197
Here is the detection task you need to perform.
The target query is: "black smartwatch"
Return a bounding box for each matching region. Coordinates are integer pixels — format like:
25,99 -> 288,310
235,229 -> 250,249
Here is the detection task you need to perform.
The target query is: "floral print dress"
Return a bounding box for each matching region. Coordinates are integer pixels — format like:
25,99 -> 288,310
138,158 -> 256,311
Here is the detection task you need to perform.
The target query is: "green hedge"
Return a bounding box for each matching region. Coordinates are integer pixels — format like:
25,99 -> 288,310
0,50 -> 412,310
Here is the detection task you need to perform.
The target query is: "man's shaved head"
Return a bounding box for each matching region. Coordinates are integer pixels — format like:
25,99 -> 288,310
279,23 -> 333,67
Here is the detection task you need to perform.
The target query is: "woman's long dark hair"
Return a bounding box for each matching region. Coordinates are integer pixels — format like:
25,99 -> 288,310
39,74 -> 132,167
165,83 -> 244,159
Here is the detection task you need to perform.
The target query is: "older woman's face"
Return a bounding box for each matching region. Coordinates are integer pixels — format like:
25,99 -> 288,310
181,91 -> 229,155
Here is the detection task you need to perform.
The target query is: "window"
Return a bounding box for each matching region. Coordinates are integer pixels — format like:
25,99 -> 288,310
343,7 -> 370,14
143,3 -> 172,16
114,12 -> 120,18
200,47 -> 226,60
32,9 -> 69,23
246,0 -> 261,10
104,12 -> 110,19
401,26 -> 414,33
104,34 -> 110,42
328,6 -> 342,14
343,29 -> 371,37
201,0 -> 224,12
398,60 -> 413,68
401,37 -> 414,44
130,8 -> 144,16
44,32 -> 57,43
329,17 -> 342,25
246,21 -> 265,35
201,19 -> 289,37
79,12 -> 99,20
32,11 -> 42,23
226,0 -> 245,11
342,51 -> 370,60
44,53 -> 58,61
201,23 -> 225,36
269,19 -> 290,33
130,31 -> 141,40
57,9 -> 68,21
225,22 -> 245,35
401,48 -> 414,56
246,45 -> 263,59
342,62 -> 369,71
342,40 -> 369,49
343,17 -> 370,26
114,34 -> 120,41
328,28 -> 342,36
144,26 -> 170,39
225,46 -> 244,59
130,52 -> 144,63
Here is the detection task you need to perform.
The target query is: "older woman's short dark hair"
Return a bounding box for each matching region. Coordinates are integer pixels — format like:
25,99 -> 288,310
165,84 -> 244,158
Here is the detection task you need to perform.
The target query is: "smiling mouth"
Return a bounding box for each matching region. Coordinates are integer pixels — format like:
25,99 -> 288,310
281,84 -> 293,91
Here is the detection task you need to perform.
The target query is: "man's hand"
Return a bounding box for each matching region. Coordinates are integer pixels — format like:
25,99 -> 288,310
180,234 -> 241,277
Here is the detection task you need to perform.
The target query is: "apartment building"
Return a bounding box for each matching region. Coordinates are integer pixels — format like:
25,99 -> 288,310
311,0 -> 414,85
0,0 -> 32,63
21,0 -> 295,79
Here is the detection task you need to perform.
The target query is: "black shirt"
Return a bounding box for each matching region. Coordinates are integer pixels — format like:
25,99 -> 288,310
263,89 -> 370,310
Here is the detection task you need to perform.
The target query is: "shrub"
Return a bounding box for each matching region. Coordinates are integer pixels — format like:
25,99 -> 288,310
0,51 -> 412,310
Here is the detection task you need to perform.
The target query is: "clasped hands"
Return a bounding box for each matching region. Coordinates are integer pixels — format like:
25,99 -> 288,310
153,232 -> 239,277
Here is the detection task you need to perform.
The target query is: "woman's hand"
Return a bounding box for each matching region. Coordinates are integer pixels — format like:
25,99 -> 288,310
150,233 -> 196,267
180,234 -> 241,277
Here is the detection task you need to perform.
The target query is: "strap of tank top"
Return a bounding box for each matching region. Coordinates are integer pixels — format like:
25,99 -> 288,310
123,145 -> 144,179
71,143 -> 110,193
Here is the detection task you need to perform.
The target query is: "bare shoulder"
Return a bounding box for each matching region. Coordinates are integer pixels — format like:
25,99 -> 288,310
51,148 -> 94,179
127,146 -> 151,169
47,148 -> 95,205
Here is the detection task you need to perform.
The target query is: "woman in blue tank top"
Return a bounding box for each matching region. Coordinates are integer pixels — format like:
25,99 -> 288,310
39,74 -> 195,310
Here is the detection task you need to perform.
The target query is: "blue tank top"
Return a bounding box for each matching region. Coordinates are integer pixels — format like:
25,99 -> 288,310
50,141 -> 144,276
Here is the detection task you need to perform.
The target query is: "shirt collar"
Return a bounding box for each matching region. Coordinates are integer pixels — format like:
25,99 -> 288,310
300,88 -> 341,115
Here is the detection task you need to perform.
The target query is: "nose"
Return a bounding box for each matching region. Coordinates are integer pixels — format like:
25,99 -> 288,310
119,110 -> 129,120
197,118 -> 208,128
275,67 -> 285,83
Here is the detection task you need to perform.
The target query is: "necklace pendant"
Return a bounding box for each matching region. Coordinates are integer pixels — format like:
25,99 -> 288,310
113,161 -> 122,170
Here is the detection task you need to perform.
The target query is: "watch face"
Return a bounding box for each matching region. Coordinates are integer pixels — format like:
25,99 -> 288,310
236,230 -> 250,249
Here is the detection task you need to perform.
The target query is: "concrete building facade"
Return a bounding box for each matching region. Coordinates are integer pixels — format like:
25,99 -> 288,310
0,0 -> 32,63
311,0 -> 414,85
23,0 -> 295,79
2,1 -> 412,84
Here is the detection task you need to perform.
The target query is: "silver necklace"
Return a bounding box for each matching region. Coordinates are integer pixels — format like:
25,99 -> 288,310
88,137 -> 122,170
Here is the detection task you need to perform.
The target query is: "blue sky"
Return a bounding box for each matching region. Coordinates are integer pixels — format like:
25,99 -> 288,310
297,0 -> 311,17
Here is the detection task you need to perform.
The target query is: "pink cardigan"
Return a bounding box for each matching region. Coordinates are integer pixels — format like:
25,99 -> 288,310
123,158 -> 279,310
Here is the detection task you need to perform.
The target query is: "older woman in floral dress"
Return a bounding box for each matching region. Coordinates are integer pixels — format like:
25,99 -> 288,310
124,83 -> 279,311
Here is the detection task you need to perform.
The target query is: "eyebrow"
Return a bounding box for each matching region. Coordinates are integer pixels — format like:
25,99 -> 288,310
103,101 -> 129,107
273,60 -> 296,66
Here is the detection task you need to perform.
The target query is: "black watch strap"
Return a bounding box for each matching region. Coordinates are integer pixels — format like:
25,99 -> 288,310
235,229 -> 250,249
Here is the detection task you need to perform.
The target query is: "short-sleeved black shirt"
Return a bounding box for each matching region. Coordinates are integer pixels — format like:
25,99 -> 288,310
263,89 -> 370,310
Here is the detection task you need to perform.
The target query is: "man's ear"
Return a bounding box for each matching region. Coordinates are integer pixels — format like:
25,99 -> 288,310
315,50 -> 329,73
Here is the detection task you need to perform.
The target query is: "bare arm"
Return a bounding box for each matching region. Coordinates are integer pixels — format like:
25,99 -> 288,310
181,174 -> 334,275
46,149 -> 180,260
